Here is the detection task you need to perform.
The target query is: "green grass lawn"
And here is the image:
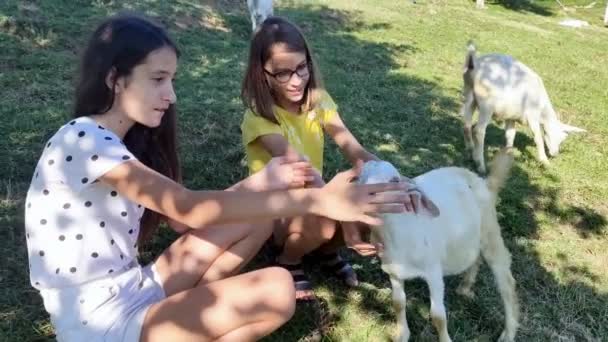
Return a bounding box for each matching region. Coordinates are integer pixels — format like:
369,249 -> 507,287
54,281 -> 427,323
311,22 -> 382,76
1,0 -> 607,341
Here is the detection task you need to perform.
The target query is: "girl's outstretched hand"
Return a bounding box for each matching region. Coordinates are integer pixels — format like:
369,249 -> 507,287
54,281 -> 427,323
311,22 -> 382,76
342,222 -> 378,257
258,155 -> 315,190
316,169 -> 409,226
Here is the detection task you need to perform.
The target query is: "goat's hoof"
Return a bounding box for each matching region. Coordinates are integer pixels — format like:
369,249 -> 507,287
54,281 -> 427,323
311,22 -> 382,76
539,159 -> 550,168
497,330 -> 514,342
473,159 -> 486,174
456,287 -> 475,299
392,332 -> 410,342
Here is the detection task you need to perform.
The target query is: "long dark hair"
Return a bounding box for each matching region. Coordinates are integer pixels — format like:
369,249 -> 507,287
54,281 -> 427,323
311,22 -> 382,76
241,16 -> 323,124
74,14 -> 181,243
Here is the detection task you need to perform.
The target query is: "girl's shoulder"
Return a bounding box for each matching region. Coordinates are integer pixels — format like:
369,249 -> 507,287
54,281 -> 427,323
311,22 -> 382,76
243,108 -> 278,125
315,89 -> 337,112
52,116 -> 121,144
34,116 -> 135,192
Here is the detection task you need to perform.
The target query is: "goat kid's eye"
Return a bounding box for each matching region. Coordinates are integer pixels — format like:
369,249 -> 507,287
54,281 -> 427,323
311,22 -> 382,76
390,177 -> 401,183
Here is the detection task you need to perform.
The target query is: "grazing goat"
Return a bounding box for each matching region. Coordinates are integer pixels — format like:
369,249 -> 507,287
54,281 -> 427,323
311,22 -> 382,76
358,150 -> 519,342
247,0 -> 273,32
462,42 -> 585,173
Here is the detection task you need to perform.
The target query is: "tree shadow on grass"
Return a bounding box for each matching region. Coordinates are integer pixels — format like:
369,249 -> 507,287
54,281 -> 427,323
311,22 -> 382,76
479,0 -> 554,16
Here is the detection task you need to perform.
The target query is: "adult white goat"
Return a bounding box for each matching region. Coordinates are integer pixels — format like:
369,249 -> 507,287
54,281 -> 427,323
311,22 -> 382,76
247,0 -> 273,32
358,150 -> 519,342
462,42 -> 585,173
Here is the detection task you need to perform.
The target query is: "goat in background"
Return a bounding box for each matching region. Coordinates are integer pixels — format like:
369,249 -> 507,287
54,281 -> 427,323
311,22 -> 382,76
462,42 -> 585,174
247,0 -> 273,32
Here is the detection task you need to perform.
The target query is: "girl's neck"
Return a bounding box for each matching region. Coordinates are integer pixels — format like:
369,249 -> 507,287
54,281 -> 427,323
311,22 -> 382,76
276,97 -> 301,114
90,108 -> 135,139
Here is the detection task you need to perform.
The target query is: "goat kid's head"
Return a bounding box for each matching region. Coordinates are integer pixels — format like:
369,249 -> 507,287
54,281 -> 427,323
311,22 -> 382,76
358,160 -> 402,185
544,120 -> 586,157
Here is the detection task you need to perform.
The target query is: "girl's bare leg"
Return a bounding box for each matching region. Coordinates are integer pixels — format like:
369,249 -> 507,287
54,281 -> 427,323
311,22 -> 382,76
140,267 -> 295,342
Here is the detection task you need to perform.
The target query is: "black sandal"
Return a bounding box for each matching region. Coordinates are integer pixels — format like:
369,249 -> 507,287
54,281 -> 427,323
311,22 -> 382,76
278,262 -> 316,301
319,252 -> 359,287
261,239 -> 280,263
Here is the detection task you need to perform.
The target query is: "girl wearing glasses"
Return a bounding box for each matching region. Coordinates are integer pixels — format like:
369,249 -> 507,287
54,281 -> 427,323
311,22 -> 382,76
241,16 -> 426,301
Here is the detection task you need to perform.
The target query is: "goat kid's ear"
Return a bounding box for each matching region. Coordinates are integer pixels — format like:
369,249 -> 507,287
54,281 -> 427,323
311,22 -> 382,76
561,122 -> 586,133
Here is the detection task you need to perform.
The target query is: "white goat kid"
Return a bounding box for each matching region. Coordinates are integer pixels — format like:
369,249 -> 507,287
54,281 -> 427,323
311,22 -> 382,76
462,42 -> 585,173
358,151 -> 519,342
247,0 -> 273,32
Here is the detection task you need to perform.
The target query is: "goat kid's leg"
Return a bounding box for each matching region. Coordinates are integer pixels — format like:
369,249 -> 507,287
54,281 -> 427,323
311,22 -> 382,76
527,116 -> 549,166
473,104 -> 492,174
389,276 -> 410,342
462,92 -> 476,152
504,120 -> 517,149
456,256 -> 481,299
250,13 -> 257,31
426,270 -> 452,342
481,222 -> 519,342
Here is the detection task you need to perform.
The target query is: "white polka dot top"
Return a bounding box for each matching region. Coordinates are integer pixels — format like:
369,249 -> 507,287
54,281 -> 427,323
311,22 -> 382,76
25,117 -> 144,290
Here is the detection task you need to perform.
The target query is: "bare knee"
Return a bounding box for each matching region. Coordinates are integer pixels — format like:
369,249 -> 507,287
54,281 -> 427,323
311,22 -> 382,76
287,216 -> 336,247
258,267 -> 296,321
316,216 -> 337,242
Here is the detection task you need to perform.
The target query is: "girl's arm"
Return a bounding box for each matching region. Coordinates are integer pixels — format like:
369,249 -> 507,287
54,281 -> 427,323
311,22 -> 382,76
166,218 -> 191,234
164,155 -> 315,234
226,156 -> 314,192
257,134 -> 324,186
99,159 -> 409,229
324,113 -> 379,167
325,113 -> 422,215
257,134 -> 301,159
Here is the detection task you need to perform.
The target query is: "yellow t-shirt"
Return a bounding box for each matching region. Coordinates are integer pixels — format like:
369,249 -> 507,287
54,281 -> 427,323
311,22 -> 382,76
241,91 -> 338,174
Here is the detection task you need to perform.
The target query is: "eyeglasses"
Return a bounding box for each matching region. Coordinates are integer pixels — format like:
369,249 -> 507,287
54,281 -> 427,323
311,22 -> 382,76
264,62 -> 310,83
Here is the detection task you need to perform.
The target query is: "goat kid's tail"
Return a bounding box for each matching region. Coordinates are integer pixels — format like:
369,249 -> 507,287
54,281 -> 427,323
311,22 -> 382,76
463,40 -> 477,91
464,40 -> 476,72
486,148 -> 514,196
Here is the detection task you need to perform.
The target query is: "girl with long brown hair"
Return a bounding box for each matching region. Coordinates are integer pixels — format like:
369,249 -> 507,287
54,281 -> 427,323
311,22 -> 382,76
24,14 -> 410,341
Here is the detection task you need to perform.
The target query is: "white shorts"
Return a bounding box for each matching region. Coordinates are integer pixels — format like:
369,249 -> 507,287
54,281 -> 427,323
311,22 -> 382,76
39,262 -> 166,342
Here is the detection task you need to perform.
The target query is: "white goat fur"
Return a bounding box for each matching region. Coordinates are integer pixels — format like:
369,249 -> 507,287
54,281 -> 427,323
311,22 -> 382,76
358,151 -> 519,342
462,42 -> 585,173
247,0 -> 273,32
